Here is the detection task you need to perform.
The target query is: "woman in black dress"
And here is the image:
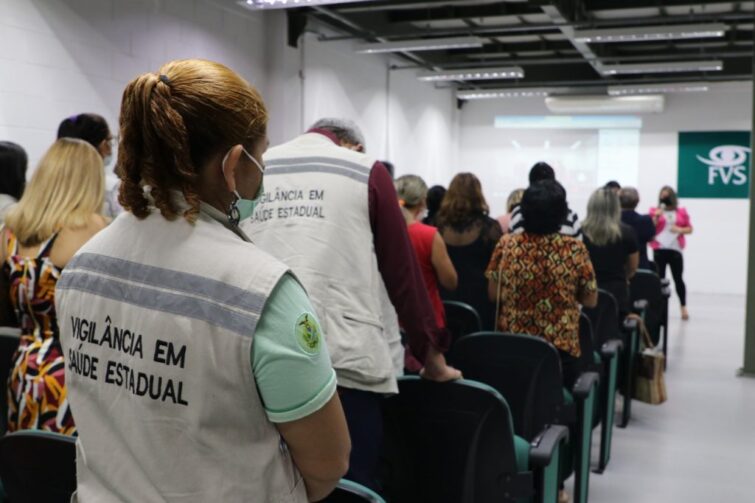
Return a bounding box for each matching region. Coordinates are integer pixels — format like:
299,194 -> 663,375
436,173 -> 502,330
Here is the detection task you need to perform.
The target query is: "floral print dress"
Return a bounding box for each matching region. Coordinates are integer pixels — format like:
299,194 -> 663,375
4,228 -> 75,434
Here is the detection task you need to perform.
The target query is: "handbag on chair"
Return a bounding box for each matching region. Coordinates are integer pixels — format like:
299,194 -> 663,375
633,319 -> 667,405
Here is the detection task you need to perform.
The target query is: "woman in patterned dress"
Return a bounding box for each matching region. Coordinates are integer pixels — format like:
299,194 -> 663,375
1,138 -> 107,434
485,179 -> 598,388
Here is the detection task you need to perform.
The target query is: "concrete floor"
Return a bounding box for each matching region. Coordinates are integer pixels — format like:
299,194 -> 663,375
584,293 -> 755,502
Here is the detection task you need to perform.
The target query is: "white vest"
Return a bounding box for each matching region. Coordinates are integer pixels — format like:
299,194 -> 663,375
57,206 -> 306,503
246,133 -> 401,394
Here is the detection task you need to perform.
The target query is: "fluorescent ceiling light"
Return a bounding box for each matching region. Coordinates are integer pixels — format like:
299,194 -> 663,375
356,36 -> 484,54
574,23 -> 728,43
608,83 -> 710,96
418,66 -> 524,82
241,0 -> 373,9
457,88 -> 550,100
545,95 -> 665,114
600,60 -> 723,75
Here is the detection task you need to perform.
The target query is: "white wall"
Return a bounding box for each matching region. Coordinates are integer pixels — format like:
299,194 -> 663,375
2,0 -> 749,296
0,0 -> 268,172
265,15 -> 458,183
458,84 -> 753,296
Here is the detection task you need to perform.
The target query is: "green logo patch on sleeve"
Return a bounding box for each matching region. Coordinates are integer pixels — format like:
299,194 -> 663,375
295,313 -> 322,355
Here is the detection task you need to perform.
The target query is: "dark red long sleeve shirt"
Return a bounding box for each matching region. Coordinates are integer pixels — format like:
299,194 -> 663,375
309,129 -> 449,361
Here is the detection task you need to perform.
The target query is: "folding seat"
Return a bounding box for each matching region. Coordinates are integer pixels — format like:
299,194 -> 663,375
450,334 -> 598,503
0,430 -> 77,503
442,300 -> 482,348
583,289 -> 639,428
324,479 -> 386,502
381,376 -> 567,503
579,314 -> 621,473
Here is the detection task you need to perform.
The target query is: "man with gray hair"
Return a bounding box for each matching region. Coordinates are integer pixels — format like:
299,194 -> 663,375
620,187 -> 656,269
247,118 -> 460,489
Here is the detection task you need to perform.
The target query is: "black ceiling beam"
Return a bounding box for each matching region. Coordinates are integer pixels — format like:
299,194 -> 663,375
316,11 -> 753,41
450,50 -> 751,66
379,3 -> 541,24
308,7 -> 437,70
457,72 -> 752,91
584,0 -> 748,8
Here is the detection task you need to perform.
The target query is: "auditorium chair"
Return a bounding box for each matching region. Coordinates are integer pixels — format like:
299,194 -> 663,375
579,314 -> 621,473
442,300 -> 482,348
583,289 -> 640,428
324,480 -> 386,502
450,334 -> 598,503
631,269 -> 672,368
381,376 -> 567,503
0,430 -> 76,503
0,328 -> 20,435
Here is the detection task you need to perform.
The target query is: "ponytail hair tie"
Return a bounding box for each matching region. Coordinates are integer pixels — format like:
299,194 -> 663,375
159,74 -> 171,86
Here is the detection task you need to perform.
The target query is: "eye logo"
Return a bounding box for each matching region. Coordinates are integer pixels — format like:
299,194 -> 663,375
696,145 -> 750,186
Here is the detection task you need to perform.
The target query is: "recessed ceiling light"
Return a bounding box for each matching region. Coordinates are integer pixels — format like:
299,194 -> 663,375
574,23 -> 728,43
355,36 -> 484,54
418,66 -> 524,82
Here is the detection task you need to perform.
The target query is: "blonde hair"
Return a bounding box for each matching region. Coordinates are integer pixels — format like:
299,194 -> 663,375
118,59 -> 268,222
5,138 -> 104,246
506,188 -> 525,213
582,188 -> 622,246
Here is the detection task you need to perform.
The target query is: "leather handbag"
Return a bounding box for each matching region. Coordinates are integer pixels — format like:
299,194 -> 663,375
633,319 -> 667,405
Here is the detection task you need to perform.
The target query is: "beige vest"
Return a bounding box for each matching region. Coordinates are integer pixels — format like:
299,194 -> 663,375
246,133 -> 401,394
57,205 -> 306,503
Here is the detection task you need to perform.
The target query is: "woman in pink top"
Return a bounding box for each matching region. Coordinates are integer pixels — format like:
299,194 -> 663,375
395,175 -> 458,370
650,186 -> 693,320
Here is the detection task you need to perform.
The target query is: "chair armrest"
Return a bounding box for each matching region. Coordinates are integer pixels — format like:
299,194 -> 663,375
622,318 -> 638,333
572,371 -> 599,399
600,339 -> 623,358
529,424 -> 569,467
633,299 -> 649,312
0,327 -> 21,337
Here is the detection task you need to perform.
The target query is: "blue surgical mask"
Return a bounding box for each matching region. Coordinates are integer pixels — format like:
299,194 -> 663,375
223,146 -> 265,224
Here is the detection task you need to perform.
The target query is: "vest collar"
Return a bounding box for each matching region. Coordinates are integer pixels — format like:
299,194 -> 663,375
306,128 -> 340,145
199,201 -> 252,243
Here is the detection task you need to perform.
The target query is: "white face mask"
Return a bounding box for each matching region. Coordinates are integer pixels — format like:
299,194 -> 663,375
419,209 -> 429,221
103,154 -> 113,167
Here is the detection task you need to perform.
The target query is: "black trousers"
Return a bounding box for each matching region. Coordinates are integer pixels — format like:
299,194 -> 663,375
338,387 -> 383,491
654,249 -> 687,306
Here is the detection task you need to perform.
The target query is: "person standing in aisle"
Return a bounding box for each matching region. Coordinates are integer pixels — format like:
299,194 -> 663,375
650,186 -> 693,320
248,118 -> 461,490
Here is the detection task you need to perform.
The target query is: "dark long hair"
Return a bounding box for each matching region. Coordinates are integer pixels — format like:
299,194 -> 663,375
659,185 -> 679,210
0,141 -> 28,200
436,173 -> 489,232
57,113 -> 111,149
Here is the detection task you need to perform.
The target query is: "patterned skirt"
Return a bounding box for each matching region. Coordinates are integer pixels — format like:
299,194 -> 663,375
7,333 -> 76,435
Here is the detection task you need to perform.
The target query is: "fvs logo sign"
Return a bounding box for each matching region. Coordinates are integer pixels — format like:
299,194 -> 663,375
697,145 -> 751,186
678,131 -> 751,199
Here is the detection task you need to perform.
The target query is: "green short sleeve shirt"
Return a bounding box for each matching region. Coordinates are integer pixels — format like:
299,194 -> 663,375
252,273 -> 337,423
